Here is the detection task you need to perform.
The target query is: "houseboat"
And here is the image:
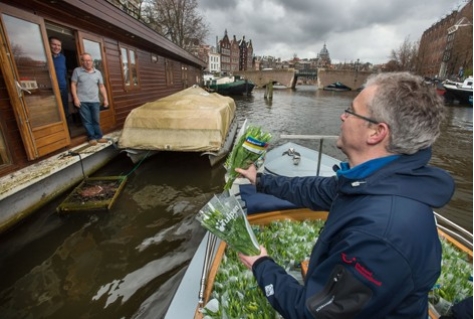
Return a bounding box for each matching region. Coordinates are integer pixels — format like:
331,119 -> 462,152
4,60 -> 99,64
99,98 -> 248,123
0,0 -> 206,233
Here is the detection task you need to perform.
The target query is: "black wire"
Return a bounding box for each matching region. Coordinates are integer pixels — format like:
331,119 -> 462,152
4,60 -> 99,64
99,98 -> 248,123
68,149 -> 151,182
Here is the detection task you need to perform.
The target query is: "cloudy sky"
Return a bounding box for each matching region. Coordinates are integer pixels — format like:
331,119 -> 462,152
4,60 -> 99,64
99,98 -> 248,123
198,0 -> 468,65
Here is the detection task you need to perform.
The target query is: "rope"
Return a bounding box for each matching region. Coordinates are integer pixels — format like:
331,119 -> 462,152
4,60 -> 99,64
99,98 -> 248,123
68,149 -> 151,181
123,150 -> 151,178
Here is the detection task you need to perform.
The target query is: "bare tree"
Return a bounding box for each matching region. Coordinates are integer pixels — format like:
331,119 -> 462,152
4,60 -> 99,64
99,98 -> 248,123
389,36 -> 419,72
141,0 -> 209,52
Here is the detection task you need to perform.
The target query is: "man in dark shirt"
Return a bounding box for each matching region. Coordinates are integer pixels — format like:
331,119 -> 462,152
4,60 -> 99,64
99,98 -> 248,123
49,36 -> 69,121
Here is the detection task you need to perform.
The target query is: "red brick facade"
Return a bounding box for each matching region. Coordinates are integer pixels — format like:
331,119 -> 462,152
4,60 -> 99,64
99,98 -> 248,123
418,0 -> 473,78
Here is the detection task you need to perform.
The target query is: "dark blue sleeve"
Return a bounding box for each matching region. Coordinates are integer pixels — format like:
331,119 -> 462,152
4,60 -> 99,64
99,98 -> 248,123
451,297 -> 473,319
258,174 -> 338,211
239,184 -> 301,214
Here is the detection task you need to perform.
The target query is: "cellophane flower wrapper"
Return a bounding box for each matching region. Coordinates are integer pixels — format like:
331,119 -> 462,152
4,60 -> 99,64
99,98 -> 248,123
223,125 -> 272,190
196,194 -> 260,256
429,238 -> 473,315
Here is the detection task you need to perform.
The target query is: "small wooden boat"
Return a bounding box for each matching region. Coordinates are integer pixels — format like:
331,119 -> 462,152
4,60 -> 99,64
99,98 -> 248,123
118,86 -> 239,166
164,138 -> 473,319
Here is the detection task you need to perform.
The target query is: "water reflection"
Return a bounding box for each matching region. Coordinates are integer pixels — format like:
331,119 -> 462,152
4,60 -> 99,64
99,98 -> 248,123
0,87 -> 471,319
431,106 -> 473,232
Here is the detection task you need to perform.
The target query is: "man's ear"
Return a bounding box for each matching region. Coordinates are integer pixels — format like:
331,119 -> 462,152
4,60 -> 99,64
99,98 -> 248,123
367,122 -> 389,145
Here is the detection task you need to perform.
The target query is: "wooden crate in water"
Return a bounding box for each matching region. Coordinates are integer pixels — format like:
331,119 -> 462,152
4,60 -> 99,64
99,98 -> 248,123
57,176 -> 127,213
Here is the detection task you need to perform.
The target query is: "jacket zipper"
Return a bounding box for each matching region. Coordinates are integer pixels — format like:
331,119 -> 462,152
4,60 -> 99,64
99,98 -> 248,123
315,268 -> 344,312
316,295 -> 335,311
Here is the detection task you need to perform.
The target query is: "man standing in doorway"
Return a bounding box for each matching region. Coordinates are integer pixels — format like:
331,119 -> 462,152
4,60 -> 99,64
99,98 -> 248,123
49,36 -> 69,122
71,53 -> 109,145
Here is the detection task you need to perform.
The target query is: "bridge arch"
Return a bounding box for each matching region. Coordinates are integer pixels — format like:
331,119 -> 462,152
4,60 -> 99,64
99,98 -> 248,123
234,69 -> 297,88
233,69 -> 373,91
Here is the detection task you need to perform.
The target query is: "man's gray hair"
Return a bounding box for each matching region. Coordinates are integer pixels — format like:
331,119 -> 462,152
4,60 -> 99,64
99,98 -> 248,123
365,72 -> 446,155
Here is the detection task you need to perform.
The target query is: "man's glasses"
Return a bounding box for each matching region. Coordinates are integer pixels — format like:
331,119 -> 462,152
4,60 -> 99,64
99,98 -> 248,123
343,108 -> 379,124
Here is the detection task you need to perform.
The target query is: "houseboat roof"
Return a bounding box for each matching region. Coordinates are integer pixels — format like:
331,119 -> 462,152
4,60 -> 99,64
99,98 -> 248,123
2,0 -> 206,69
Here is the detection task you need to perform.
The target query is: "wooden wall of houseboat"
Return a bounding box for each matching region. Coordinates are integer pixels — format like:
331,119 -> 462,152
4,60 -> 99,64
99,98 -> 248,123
102,37 -> 202,128
0,70 -> 27,175
0,0 -> 205,178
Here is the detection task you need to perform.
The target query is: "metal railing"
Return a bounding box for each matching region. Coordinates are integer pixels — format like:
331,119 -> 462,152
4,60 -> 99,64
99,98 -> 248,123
434,212 -> 473,249
280,134 -> 339,176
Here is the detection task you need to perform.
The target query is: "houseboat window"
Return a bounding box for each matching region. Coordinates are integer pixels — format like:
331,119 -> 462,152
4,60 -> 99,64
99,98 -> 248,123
165,59 -> 174,86
2,14 -> 61,127
181,65 -> 188,88
83,39 -> 104,71
82,38 -> 110,108
120,46 -> 139,88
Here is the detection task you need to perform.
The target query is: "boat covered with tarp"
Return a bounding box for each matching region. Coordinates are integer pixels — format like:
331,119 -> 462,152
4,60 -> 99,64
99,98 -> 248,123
118,86 -> 238,165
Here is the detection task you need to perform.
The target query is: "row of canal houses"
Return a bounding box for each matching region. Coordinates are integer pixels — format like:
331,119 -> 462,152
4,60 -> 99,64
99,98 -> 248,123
0,0 -> 206,232
198,30 -> 254,75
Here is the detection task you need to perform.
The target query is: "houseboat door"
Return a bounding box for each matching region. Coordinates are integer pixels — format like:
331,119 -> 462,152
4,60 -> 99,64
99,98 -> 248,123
0,6 -> 70,160
76,32 -> 116,131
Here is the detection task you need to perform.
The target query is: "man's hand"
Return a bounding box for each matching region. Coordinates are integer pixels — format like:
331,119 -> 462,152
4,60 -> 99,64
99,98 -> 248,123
73,97 -> 80,108
235,164 -> 258,185
238,246 -> 268,270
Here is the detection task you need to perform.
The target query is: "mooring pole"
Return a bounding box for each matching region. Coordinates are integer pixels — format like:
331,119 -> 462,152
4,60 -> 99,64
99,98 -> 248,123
268,81 -> 273,100
264,81 -> 273,100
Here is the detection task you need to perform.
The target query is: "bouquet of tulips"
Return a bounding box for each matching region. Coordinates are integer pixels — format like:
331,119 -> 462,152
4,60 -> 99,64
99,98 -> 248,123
196,194 -> 260,256
223,125 -> 272,190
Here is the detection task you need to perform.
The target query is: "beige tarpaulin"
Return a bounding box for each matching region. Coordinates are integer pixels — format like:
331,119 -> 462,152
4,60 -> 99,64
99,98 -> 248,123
118,86 -> 236,152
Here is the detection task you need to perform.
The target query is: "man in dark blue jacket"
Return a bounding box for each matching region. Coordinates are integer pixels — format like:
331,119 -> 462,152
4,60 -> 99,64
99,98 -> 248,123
49,36 -> 69,121
236,72 -> 455,318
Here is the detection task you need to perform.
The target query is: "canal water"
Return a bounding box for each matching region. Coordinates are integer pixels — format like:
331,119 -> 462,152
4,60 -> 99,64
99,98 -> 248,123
0,86 -> 471,319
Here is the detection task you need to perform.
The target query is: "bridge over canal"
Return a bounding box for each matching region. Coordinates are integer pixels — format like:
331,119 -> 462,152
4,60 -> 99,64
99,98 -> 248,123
316,69 -> 373,91
234,68 -> 372,90
234,69 -> 298,88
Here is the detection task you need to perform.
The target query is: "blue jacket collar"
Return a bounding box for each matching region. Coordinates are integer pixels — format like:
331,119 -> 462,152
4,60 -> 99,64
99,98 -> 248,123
337,155 -> 400,179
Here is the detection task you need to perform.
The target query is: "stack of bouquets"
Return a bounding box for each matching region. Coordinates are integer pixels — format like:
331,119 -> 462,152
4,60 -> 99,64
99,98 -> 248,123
196,194 -> 260,256
223,125 -> 272,190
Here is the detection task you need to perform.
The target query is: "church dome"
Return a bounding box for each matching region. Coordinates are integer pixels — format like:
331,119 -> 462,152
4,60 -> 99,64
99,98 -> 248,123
320,44 -> 329,56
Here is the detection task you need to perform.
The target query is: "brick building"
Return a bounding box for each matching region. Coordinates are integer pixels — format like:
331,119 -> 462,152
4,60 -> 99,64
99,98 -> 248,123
239,35 -> 253,71
218,30 -> 231,74
217,31 -> 241,74
418,0 -> 472,79
230,35 -> 240,72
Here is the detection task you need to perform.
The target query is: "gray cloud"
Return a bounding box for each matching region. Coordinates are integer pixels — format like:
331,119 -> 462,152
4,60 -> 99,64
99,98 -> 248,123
199,0 -> 463,64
